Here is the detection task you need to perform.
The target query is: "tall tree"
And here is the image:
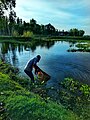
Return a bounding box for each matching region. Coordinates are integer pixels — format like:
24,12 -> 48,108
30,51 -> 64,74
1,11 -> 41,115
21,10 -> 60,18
69,28 -> 79,36
9,10 -> 16,35
0,0 -> 16,15
79,30 -> 85,36
41,25 -> 45,35
0,0 -> 16,35
69,28 -> 85,36
30,18 -> 37,33
35,24 -> 41,34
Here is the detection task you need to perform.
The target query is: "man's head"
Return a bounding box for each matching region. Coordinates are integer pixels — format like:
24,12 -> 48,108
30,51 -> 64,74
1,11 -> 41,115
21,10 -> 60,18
37,55 -> 41,62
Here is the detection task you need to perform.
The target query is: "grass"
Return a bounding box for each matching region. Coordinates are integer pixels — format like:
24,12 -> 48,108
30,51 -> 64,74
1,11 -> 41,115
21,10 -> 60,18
0,35 -> 90,42
0,72 -> 80,120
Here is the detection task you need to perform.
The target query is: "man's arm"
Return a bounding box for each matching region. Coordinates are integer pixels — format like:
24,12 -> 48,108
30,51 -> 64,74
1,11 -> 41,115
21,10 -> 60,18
33,65 -> 39,74
33,57 -> 41,74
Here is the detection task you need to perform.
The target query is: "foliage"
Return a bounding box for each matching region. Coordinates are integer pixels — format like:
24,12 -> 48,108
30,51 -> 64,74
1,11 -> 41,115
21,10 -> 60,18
61,78 -> 90,97
76,43 -> 90,49
22,31 -> 34,38
0,60 -> 19,75
0,15 -> 86,37
0,16 -> 9,35
68,43 -> 90,52
0,72 -> 79,120
0,0 -> 16,36
58,78 -> 90,120
0,0 -> 16,16
69,28 -> 85,36
12,30 -> 19,37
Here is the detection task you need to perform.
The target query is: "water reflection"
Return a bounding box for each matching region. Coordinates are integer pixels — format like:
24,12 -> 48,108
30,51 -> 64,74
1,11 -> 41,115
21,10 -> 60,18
0,41 -> 90,85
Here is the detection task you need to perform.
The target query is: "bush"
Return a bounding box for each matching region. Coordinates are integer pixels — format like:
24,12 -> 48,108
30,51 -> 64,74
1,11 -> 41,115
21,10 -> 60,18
59,78 -> 90,119
22,31 -> 34,37
12,31 -> 19,37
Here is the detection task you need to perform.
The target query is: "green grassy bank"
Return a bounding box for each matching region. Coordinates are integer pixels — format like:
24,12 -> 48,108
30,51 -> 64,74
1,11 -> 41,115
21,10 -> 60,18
0,66 -> 79,120
0,35 -> 90,42
47,36 -> 90,41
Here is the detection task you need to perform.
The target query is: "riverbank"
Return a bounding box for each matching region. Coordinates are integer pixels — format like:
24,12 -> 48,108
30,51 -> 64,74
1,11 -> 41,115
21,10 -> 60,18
0,60 -> 90,120
46,35 -> 90,41
0,35 -> 90,42
0,60 -> 80,120
1,35 -> 90,53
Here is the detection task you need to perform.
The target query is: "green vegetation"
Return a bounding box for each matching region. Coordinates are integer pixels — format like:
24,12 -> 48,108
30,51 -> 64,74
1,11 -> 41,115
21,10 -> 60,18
0,0 -> 16,17
68,42 -> 90,52
0,61 -> 80,120
0,0 -> 16,36
22,31 -> 34,38
69,28 -> 85,36
76,43 -> 90,50
58,78 -> 90,120
43,77 -> 90,120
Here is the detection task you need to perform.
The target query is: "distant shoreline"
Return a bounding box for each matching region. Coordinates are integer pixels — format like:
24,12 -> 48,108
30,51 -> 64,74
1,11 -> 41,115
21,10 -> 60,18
0,35 -> 90,42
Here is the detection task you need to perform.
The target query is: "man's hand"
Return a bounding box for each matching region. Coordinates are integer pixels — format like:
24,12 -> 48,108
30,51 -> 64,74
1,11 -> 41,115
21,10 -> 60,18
35,68 -> 41,75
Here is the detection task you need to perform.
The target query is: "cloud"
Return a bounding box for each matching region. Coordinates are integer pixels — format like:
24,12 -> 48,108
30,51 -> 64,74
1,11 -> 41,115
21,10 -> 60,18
15,0 -> 90,35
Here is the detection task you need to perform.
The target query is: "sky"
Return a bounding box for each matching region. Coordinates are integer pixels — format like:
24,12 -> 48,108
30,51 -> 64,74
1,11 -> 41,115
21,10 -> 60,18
15,0 -> 90,35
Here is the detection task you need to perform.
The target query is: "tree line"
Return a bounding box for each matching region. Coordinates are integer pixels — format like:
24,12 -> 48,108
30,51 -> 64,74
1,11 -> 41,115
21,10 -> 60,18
0,0 -> 85,37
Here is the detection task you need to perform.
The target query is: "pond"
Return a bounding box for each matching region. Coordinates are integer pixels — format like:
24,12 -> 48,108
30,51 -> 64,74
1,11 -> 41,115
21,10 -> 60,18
0,40 -> 90,86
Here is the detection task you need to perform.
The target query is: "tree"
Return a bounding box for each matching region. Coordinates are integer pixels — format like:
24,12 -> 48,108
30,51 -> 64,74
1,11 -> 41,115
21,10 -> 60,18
0,2 -> 4,17
0,0 -> 16,17
9,10 -> 16,35
69,28 -> 85,36
69,28 -> 79,36
35,24 -> 41,34
17,17 -> 22,25
79,30 -> 85,36
0,16 -> 9,35
0,0 -> 16,36
14,17 -> 23,35
41,25 -> 45,35
30,18 -> 37,33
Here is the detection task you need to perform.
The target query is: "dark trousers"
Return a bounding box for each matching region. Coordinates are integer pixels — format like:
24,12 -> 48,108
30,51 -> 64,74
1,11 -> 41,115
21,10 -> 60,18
24,70 -> 34,83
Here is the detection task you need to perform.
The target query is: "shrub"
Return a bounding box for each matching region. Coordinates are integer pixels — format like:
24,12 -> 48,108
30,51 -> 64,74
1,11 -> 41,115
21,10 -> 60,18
22,31 -> 34,37
12,31 -> 19,37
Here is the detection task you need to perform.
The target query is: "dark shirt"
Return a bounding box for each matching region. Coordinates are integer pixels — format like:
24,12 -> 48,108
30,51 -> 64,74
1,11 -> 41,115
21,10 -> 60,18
24,57 -> 39,72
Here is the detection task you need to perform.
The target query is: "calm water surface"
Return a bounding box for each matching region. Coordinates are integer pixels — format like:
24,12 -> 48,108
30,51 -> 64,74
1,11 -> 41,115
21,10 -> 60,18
0,41 -> 90,86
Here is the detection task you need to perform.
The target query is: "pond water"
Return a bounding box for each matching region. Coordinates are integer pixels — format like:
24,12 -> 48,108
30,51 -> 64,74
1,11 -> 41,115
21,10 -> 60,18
0,40 -> 90,87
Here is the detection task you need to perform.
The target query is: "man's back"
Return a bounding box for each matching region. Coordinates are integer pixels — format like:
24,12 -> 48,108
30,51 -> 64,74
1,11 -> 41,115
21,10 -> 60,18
24,57 -> 38,72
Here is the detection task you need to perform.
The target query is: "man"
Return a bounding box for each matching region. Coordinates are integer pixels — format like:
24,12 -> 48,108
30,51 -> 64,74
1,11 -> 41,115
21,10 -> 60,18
24,55 -> 41,83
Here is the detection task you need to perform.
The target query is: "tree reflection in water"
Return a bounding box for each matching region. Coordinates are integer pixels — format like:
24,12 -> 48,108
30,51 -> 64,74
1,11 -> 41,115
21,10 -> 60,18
0,40 -> 55,65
